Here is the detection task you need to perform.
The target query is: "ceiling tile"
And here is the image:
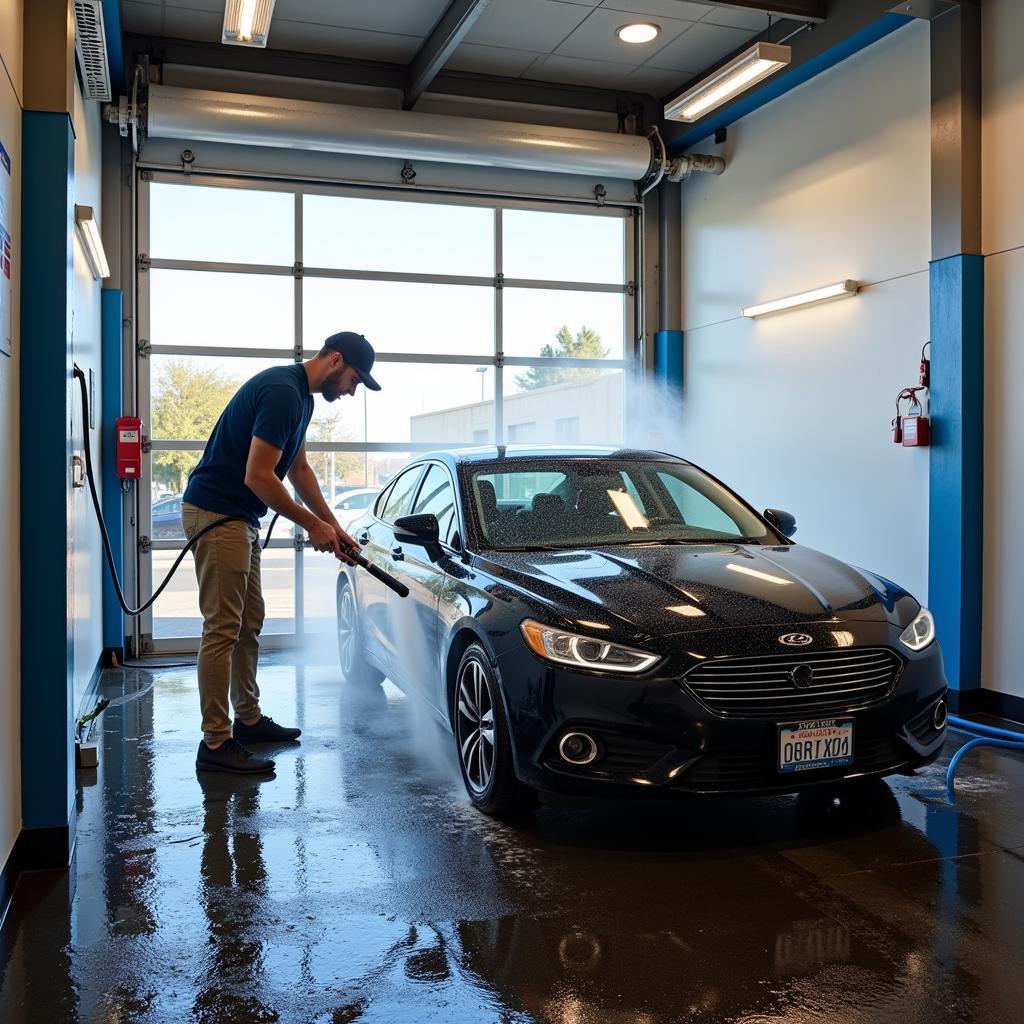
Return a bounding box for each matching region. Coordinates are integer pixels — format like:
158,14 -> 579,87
620,64 -> 692,95
646,20 -> 753,71
599,0 -> 713,18
268,21 -> 423,62
464,0 -> 592,53
556,8 -> 694,65
164,0 -> 224,13
272,0 -> 450,37
121,1 -> 164,35
445,43 -> 545,77
699,5 -> 773,30
523,53 -> 634,88
158,7 -> 222,43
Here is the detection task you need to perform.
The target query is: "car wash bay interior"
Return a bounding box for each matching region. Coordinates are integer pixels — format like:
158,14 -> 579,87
2,1 -> 1024,1021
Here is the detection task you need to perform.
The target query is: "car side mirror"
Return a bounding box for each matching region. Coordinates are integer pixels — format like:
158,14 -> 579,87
393,513 -> 440,547
764,508 -> 797,538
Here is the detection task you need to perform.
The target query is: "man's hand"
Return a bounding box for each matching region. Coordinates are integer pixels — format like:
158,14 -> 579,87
307,518 -> 345,558
333,523 -> 361,566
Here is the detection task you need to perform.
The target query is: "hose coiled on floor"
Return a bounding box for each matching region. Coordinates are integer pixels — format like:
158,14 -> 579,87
946,714 -> 1024,794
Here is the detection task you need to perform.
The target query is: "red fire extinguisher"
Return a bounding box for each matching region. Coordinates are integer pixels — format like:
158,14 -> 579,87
116,416 -> 144,479
892,387 -> 930,447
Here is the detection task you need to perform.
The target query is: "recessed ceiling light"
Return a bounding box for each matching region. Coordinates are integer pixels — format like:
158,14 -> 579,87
617,23 -> 660,44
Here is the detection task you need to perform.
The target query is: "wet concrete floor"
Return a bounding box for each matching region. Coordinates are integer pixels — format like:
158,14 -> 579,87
1,655 -> 1023,1023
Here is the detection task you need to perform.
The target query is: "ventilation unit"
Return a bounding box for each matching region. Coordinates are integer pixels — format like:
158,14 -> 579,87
74,0 -> 111,102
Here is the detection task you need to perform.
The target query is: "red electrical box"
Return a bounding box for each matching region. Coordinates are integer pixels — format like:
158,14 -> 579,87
116,416 -> 143,479
902,414 -> 931,447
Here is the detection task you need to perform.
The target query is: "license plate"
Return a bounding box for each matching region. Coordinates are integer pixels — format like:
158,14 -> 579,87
778,718 -> 854,773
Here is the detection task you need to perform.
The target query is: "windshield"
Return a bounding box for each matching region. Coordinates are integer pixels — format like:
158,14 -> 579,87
469,459 -> 772,550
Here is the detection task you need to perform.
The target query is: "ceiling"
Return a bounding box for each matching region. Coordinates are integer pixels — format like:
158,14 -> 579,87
119,0 -> 771,99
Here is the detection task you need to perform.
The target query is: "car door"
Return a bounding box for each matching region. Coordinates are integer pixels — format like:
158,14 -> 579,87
385,463 -> 459,705
355,465 -> 425,671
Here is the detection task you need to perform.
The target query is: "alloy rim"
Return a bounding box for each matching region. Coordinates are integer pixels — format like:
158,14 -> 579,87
456,659 -> 495,794
337,587 -> 355,675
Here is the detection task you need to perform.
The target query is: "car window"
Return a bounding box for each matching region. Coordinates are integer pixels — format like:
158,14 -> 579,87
349,491 -> 375,509
381,467 -> 423,524
655,471 -> 745,536
374,480 -> 397,518
470,459 -> 768,549
413,465 -> 457,545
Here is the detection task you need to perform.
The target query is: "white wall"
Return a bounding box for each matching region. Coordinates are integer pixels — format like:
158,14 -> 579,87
0,0 -> 22,873
677,21 -> 931,601
981,0 -> 1024,702
71,77 -> 105,715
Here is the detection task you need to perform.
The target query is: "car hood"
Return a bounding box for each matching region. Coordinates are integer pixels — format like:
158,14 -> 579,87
477,542 -> 910,637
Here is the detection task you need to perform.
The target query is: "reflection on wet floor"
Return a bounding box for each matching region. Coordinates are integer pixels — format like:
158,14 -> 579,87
1,656 -> 1023,1023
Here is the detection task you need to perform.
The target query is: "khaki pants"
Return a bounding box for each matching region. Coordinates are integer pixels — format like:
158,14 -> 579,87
182,502 -> 265,744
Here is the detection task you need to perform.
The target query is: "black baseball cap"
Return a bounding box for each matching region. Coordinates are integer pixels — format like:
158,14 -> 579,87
323,331 -> 382,391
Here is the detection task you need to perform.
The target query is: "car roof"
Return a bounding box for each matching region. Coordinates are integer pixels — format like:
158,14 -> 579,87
410,445 -> 691,470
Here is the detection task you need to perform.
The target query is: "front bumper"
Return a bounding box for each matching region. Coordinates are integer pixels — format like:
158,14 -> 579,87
494,627 -> 948,798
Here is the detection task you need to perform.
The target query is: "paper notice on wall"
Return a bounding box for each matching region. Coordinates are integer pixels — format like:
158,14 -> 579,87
0,139 -> 11,357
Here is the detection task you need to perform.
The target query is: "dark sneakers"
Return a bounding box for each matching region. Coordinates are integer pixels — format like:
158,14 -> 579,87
196,738 -> 275,775
233,715 -> 302,743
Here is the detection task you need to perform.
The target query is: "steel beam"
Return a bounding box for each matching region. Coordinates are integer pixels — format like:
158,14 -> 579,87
405,0 -> 492,109
696,1 -> 825,22
662,0 -> 912,152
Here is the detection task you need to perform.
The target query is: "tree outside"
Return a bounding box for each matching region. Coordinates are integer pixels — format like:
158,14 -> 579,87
305,407 -> 364,494
515,324 -> 609,391
151,359 -> 241,492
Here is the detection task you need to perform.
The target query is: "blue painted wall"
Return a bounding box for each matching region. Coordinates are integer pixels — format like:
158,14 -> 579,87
928,254 -> 984,702
101,289 -> 124,652
19,111 -> 76,839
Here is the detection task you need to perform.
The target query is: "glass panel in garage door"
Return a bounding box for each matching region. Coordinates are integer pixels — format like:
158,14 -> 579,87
502,288 -> 625,360
303,279 -> 493,358
502,208 -> 625,284
310,361 -> 495,446
150,183 -> 294,265
303,195 -> 494,277
150,270 -> 294,350
503,367 -> 625,446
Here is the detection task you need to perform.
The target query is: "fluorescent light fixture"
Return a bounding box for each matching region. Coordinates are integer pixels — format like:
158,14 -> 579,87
222,0 -> 276,47
665,42 -> 790,122
617,23 -> 660,44
742,280 -> 860,319
74,205 -> 109,280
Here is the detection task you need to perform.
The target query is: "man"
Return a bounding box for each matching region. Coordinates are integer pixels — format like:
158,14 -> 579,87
182,331 -> 381,775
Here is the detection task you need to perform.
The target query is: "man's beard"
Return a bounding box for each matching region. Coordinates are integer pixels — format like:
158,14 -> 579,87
322,367 -> 347,402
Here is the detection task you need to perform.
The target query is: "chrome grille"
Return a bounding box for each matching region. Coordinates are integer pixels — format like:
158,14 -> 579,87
683,648 -> 903,719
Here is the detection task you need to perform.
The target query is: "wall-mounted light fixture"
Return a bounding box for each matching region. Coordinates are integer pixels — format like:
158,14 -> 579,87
222,0 -> 277,48
617,23 -> 660,44
74,205 -> 109,280
665,42 -> 791,122
742,280 -> 860,319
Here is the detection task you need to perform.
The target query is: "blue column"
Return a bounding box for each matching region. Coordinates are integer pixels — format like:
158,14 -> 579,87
654,330 -> 683,391
19,111 -> 76,860
101,289 -> 124,654
928,254 -> 984,709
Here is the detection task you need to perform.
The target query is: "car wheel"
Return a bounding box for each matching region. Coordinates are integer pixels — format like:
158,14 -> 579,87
454,643 -> 537,817
336,577 -> 384,686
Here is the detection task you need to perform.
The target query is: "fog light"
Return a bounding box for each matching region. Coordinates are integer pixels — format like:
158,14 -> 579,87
933,699 -> 947,730
559,732 -> 598,766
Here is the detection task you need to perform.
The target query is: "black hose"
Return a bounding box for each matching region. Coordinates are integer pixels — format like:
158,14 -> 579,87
72,366 -> 409,617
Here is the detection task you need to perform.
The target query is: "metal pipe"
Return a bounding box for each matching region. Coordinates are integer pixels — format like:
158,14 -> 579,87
145,84 -> 657,181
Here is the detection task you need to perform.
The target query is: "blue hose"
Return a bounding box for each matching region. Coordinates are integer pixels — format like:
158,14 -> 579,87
946,713 -> 1024,793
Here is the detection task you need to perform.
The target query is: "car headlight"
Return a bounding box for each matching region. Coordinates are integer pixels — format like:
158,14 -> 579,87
899,607 -> 935,651
520,619 -> 661,674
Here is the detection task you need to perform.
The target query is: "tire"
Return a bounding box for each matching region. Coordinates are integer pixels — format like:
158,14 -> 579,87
336,576 -> 385,686
454,643 -> 538,817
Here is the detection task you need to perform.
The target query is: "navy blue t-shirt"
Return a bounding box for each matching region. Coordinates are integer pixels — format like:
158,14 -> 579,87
184,364 -> 314,526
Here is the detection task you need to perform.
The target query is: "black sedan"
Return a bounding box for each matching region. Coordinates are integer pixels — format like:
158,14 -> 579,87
335,447 -> 948,815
